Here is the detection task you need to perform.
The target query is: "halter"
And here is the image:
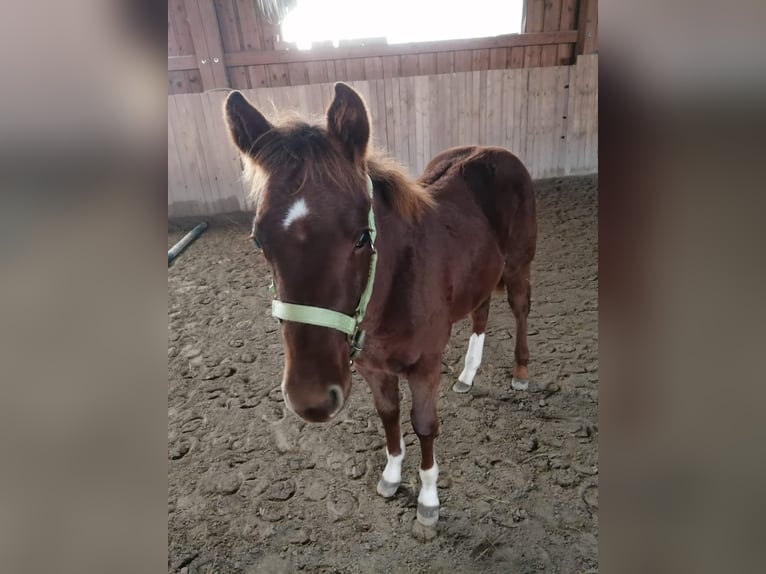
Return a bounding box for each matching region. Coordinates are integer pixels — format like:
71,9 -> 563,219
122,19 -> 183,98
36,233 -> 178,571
270,175 -> 378,361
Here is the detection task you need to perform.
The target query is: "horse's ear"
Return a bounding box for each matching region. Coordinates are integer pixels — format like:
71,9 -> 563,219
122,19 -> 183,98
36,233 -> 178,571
327,82 -> 370,164
224,91 -> 272,156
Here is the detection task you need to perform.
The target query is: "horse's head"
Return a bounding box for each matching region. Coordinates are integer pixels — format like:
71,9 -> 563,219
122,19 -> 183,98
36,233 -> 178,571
224,83 -> 374,423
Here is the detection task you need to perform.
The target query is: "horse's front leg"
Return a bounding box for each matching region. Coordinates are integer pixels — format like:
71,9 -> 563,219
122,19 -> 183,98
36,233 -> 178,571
361,370 -> 404,497
407,358 -> 442,527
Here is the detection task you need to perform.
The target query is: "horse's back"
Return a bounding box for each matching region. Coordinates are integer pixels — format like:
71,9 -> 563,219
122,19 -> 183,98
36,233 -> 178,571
421,146 -> 537,262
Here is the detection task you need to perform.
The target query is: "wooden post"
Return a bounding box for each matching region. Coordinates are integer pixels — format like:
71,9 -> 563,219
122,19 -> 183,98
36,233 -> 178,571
184,0 -> 229,90
576,0 -> 598,56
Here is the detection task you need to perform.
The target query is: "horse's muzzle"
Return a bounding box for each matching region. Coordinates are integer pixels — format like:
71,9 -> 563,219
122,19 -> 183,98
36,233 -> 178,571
283,383 -> 345,423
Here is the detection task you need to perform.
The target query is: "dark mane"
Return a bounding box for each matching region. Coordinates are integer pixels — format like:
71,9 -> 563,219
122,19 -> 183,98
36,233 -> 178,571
247,119 -> 434,222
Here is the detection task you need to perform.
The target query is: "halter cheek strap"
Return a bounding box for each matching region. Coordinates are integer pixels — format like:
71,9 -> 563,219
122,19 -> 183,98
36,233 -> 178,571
270,175 -> 378,360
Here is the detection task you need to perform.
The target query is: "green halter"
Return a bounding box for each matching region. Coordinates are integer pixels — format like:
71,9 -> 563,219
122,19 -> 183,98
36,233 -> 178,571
271,175 -> 378,360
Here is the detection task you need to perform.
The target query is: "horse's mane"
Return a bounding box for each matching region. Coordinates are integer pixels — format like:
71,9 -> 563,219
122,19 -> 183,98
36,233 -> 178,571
367,151 -> 435,222
244,118 -> 434,223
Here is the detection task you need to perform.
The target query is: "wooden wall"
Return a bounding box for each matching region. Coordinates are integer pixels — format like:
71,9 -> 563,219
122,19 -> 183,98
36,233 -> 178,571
168,0 -> 598,94
168,55 -> 597,217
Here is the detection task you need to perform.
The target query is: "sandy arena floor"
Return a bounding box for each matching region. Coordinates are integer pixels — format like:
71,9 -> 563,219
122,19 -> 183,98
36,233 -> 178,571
168,175 -> 598,573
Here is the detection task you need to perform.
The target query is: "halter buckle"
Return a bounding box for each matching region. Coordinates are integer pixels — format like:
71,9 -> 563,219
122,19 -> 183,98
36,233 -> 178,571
349,328 -> 366,360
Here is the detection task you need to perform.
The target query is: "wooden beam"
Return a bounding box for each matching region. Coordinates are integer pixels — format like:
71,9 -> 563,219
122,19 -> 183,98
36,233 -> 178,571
576,0 -> 598,55
183,0 -> 229,89
222,32 -> 577,68
169,55 -> 198,71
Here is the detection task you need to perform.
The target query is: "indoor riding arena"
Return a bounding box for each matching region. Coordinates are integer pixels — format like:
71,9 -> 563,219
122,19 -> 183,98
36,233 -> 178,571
168,1 -> 598,572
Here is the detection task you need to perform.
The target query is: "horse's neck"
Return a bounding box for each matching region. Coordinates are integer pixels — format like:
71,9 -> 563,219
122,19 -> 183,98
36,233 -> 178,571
365,194 -> 419,328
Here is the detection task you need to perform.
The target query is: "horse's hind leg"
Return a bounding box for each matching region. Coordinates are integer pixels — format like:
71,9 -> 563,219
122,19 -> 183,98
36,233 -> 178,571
452,297 -> 491,394
505,262 -> 532,390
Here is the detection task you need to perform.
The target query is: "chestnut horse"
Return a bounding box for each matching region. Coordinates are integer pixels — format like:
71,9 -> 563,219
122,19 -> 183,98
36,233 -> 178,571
224,83 -> 536,527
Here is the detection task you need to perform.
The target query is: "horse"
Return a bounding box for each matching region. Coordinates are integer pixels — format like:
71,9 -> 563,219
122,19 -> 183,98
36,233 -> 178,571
224,83 -> 537,527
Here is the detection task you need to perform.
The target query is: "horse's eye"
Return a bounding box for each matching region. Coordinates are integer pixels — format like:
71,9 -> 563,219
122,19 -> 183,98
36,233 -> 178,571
355,230 -> 370,249
250,234 -> 261,249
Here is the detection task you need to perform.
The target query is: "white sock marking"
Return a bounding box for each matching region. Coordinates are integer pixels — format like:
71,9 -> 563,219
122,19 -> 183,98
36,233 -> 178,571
418,462 -> 439,507
458,333 -> 485,388
382,437 -> 405,484
282,198 -> 309,229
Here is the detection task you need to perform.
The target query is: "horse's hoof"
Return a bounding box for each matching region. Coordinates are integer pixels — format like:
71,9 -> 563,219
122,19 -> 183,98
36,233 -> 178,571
416,504 -> 440,527
411,518 -> 438,542
511,377 -> 529,391
452,380 -> 472,394
377,478 -> 400,498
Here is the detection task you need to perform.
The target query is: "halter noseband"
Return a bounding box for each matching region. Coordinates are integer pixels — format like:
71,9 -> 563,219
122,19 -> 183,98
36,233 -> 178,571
270,175 -> 378,361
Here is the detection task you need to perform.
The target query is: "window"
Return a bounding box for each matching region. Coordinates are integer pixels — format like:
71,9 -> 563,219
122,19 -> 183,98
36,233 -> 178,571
280,0 -> 525,50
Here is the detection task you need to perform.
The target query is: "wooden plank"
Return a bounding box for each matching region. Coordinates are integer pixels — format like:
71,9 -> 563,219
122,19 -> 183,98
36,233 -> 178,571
517,68 -> 530,168
478,70 -> 488,144
485,69 -> 504,146
216,0 -> 249,88
404,77 -> 418,173
391,78 -> 405,165
471,49 -> 490,71
576,0 -> 598,55
418,53 -> 437,76
400,54 -> 419,77
168,55 -> 198,71
523,0 -> 545,68
333,59 -> 348,82
554,65 -> 572,175
168,9 -> 191,93
306,61 -> 329,84
236,0 -> 268,89
202,91 -> 249,210
345,59 -> 365,81
383,77 -> 397,159
248,65 -> 270,88
582,55 -> 598,171
168,73 -> 187,95
322,61 -> 337,83
190,94 -> 225,210
428,74 -> 440,157
381,56 -> 401,78
436,52 -> 454,74
541,0 -> 563,67
471,70 -> 482,143
169,95 -> 207,215
565,56 -> 592,174
167,100 -> 186,213
287,63 -> 307,85
256,3 -> 277,51
223,32 -> 578,67
168,1 -> 200,92
373,79 -> 389,150
441,71 -> 453,152
456,71 -> 469,144
558,0 -> 578,64
267,64 -> 289,87
197,0 -> 228,87
509,47 -> 525,69
235,0 -> 262,50
413,76 -> 424,173
363,57 -> 384,80
525,67 -> 539,176
454,51 -> 473,73
489,48 -> 507,69
184,0 -> 228,90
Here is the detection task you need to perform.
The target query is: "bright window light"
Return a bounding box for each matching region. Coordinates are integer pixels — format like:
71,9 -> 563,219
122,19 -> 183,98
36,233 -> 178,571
281,0 -> 524,50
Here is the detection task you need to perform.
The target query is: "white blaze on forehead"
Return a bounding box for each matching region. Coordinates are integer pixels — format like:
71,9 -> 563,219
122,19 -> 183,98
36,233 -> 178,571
282,198 -> 310,230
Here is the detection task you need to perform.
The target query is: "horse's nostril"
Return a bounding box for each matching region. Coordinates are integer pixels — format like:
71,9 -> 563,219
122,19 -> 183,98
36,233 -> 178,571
328,384 -> 344,417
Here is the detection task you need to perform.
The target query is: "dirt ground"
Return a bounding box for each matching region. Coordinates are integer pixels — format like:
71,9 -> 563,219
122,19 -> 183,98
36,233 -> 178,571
168,175 -> 598,573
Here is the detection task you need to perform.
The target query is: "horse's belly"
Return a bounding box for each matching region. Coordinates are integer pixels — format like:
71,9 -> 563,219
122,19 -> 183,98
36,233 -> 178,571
448,245 -> 505,322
